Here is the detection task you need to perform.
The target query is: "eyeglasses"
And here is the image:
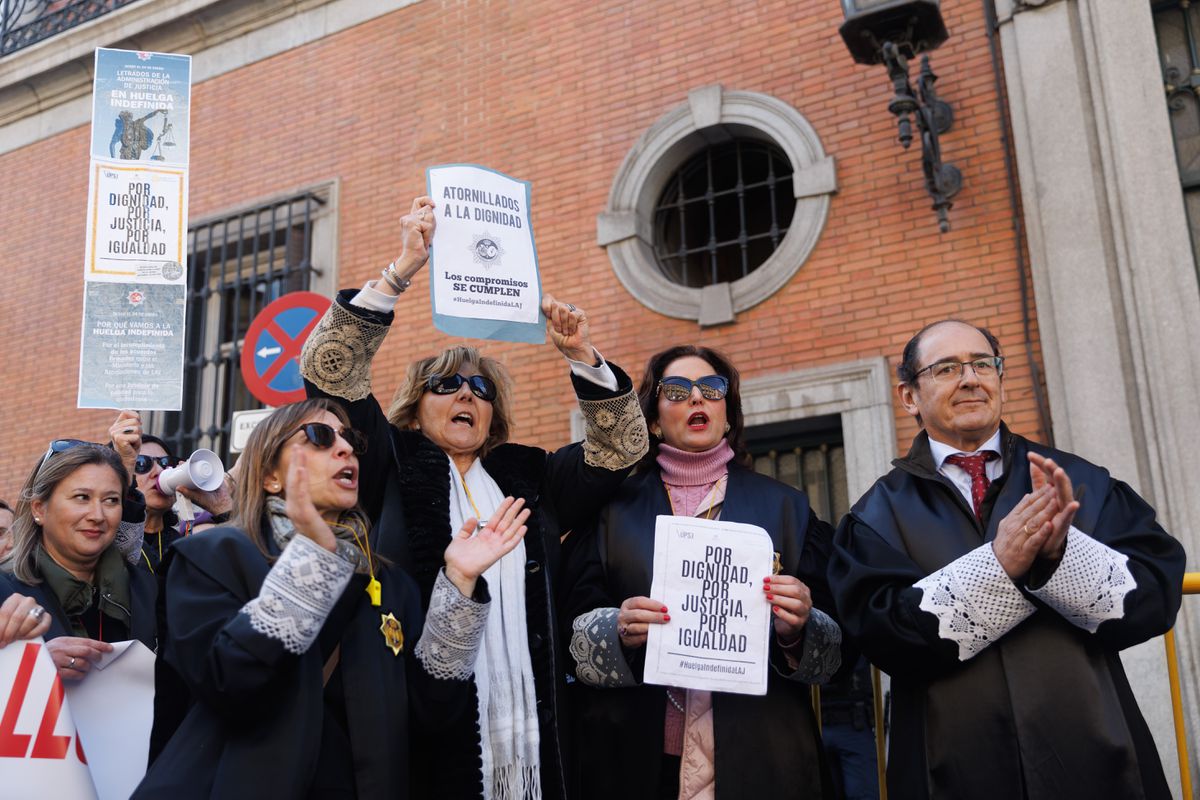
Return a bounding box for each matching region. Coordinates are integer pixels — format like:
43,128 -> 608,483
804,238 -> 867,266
425,373 -> 498,402
656,375 -> 730,402
36,439 -> 98,475
912,356 -> 1005,383
134,454 -> 178,474
288,422 -> 368,455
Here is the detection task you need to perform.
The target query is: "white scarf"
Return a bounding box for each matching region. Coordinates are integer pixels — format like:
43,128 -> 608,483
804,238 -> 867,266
447,459 -> 542,800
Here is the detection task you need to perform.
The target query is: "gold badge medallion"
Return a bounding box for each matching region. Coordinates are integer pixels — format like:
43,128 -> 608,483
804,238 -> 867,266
772,551 -> 783,576
380,612 -> 404,656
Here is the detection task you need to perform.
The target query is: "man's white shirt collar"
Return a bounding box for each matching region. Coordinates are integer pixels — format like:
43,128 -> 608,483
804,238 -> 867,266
929,429 -> 1002,471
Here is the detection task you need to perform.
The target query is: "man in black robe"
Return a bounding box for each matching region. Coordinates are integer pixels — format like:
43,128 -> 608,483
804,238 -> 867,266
830,319 -> 1185,800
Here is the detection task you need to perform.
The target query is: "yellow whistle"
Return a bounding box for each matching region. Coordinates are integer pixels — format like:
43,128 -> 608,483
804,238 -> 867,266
366,577 -> 382,607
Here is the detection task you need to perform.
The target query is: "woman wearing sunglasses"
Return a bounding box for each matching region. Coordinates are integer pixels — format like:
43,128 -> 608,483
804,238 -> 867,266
300,197 -> 648,800
106,410 -> 235,571
0,442 -> 157,680
137,398 -> 531,798
562,345 -> 847,799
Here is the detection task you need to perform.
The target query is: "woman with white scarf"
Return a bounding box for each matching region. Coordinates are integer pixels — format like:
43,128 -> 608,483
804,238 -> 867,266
300,196 -> 649,799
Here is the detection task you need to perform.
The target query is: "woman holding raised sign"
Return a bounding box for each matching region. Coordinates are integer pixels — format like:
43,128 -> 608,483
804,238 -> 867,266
0,442 -> 156,678
137,398 -> 530,797
561,345 -> 847,800
299,196 -> 648,800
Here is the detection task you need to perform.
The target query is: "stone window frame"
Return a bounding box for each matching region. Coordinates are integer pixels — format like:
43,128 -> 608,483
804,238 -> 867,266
596,84 -> 837,326
571,356 -> 895,503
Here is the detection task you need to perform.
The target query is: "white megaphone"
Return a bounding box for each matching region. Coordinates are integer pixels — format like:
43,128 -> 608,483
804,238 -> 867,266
156,449 -> 225,494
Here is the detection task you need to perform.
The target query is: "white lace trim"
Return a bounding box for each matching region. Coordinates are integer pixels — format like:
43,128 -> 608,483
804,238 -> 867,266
1028,528 -> 1136,633
569,607 -> 637,688
786,608 -> 842,683
239,535 -> 355,655
415,569 -> 490,680
915,543 -> 1035,661
115,519 -> 144,565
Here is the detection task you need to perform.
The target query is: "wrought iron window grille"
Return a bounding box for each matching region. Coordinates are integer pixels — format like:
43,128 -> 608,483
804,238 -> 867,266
652,139 -> 796,289
747,414 -> 848,525
142,191 -> 328,462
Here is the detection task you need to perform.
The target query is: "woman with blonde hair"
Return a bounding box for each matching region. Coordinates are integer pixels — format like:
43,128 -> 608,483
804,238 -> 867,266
137,398 -> 530,798
0,442 -> 155,678
301,197 -> 648,799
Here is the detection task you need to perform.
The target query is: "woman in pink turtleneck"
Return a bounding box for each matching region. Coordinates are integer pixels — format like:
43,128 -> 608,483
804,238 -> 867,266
563,345 -> 845,800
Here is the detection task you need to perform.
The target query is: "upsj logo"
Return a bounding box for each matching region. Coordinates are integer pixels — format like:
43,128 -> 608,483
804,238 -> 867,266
127,290 -> 145,306
136,52 -> 153,60
469,233 -> 505,268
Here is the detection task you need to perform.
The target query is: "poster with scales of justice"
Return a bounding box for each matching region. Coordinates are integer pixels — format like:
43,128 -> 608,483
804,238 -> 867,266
643,515 -> 774,696
78,48 -> 191,410
426,164 -> 545,343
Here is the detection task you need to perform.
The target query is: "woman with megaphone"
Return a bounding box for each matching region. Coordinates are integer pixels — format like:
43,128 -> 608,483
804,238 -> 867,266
136,398 -> 527,797
107,410 -> 234,571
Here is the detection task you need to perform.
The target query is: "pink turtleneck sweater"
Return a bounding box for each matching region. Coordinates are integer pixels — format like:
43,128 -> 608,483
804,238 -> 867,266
656,439 -> 735,767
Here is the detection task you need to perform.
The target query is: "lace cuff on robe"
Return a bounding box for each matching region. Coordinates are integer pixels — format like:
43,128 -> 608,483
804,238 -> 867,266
578,389 -> 649,471
415,569 -> 490,680
299,301 -> 390,401
115,520 -> 144,566
914,543 -> 1036,661
240,535 -> 355,655
778,608 -> 842,683
570,607 -> 637,688
1027,527 -> 1136,633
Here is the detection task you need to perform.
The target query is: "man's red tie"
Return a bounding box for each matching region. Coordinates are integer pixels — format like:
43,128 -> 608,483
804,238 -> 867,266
945,452 -> 999,521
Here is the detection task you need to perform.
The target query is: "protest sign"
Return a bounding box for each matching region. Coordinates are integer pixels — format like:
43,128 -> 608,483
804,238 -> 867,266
90,49 -> 191,166
79,48 -> 192,411
0,640 -> 99,799
643,516 -> 773,696
426,164 -> 544,343
77,282 -> 186,409
65,641 -> 156,800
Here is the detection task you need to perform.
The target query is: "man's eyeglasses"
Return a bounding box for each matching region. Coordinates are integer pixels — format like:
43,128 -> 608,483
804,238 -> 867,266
912,356 -> 1005,384
134,454 -> 178,474
288,422 -> 368,455
656,375 -> 730,402
425,373 -> 498,402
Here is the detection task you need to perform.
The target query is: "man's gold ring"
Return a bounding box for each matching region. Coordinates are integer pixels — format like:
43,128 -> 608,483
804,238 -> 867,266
1023,522 -> 1034,535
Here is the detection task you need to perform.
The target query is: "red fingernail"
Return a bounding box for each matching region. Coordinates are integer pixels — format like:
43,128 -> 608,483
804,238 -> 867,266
773,606 -> 781,614
661,607 -> 668,613
663,614 -> 671,622
766,594 -> 774,600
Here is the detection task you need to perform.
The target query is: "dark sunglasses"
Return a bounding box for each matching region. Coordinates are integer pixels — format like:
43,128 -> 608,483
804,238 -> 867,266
289,422 -> 367,455
37,439 -> 101,475
134,454 -> 178,474
656,375 -> 729,402
425,373 -> 497,402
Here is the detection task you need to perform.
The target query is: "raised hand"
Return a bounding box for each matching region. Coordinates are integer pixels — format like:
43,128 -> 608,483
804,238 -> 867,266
108,409 -> 143,476
443,496 -> 531,597
389,196 -> 436,289
283,444 -> 338,552
541,293 -> 596,364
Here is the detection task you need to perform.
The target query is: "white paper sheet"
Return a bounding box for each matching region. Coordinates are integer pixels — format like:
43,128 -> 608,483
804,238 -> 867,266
643,515 -> 773,696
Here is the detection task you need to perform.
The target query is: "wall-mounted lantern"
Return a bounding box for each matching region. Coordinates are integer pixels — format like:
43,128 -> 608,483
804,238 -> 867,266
840,1 -> 961,232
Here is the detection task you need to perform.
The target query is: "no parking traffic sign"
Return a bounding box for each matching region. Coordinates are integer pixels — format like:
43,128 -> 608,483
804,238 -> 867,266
240,292 -> 330,406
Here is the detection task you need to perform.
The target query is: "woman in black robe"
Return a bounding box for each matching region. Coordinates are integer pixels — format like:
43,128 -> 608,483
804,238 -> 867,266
136,398 -> 531,798
561,345 -> 846,800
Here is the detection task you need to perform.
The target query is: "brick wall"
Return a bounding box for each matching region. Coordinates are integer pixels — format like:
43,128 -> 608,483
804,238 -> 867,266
0,0 -> 1045,504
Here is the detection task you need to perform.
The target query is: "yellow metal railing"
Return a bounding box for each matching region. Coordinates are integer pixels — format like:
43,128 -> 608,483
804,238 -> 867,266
1167,572 -> 1200,800
869,572 -> 1200,800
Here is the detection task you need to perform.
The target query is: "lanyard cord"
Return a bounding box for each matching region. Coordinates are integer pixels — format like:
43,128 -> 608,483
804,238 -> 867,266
460,475 -> 483,521
330,517 -> 375,581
